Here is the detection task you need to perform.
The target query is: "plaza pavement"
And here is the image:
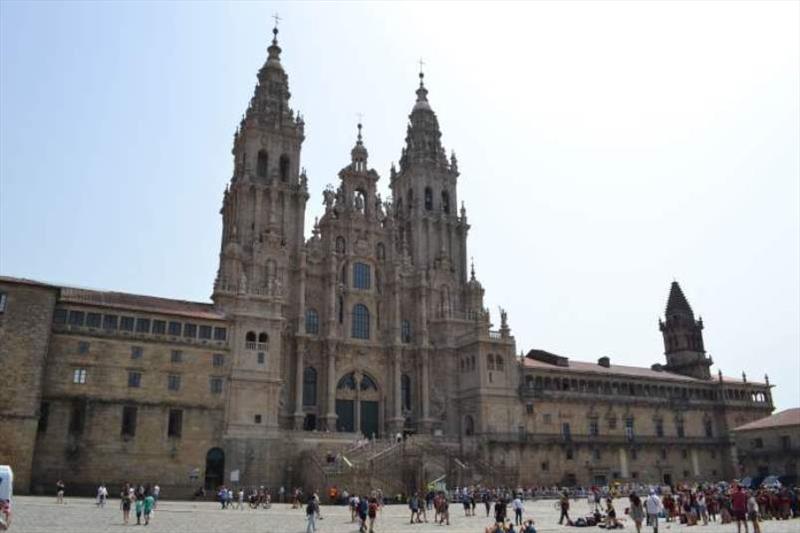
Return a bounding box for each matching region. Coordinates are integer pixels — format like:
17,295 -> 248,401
9,496 -> 800,533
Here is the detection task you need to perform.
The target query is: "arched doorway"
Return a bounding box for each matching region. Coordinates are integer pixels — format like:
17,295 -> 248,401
335,371 -> 380,437
204,447 -> 225,490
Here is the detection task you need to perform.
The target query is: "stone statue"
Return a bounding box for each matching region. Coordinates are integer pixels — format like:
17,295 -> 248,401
354,192 -> 364,212
499,307 -> 508,329
323,185 -> 335,211
238,270 -> 248,294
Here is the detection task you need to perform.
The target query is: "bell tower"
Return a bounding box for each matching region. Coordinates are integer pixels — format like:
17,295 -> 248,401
212,23 -> 309,440
659,281 -> 712,380
390,70 -> 468,283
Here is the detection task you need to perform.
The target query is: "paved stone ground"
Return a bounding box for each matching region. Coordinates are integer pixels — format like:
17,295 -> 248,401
8,496 -> 800,533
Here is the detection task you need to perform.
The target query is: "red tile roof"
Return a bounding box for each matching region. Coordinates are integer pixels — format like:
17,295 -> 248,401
523,349 -> 765,385
733,408 -> 800,432
0,275 -> 225,321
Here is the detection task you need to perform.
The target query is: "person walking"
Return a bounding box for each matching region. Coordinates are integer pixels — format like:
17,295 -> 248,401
143,492 -> 155,525
512,495 -> 524,526
629,492 -> 644,533
644,490 -> 663,533
558,491 -> 571,525
368,497 -> 379,533
747,491 -> 761,533
305,496 -> 318,533
409,492 -> 421,524
96,484 -> 107,508
120,484 -> 133,525
55,480 -> 65,504
732,485 -> 749,533
134,492 -> 144,525
152,484 -> 160,509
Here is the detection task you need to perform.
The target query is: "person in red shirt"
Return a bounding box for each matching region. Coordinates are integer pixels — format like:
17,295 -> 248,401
731,485 -> 749,533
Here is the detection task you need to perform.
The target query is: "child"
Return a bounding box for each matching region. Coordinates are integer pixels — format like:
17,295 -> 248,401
143,493 -> 155,525
135,493 -> 144,525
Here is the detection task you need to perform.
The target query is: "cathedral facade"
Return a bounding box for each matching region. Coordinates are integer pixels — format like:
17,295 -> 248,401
0,29 -> 774,495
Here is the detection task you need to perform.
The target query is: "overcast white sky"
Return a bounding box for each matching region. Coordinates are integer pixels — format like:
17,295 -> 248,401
1,1 -> 798,409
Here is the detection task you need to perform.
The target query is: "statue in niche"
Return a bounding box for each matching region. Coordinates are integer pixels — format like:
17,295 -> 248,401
354,192 -> 364,213
238,269 -> 248,294
375,193 -> 384,218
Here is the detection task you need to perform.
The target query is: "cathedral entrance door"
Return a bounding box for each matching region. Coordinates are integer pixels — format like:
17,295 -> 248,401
336,371 -> 381,435
360,400 -> 379,439
204,447 -> 225,490
336,400 -> 355,432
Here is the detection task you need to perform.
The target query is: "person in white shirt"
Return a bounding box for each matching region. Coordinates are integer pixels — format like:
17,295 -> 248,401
512,496 -> 525,525
644,491 -> 664,533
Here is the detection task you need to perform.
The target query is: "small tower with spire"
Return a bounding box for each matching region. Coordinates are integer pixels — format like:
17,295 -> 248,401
658,281 -> 712,380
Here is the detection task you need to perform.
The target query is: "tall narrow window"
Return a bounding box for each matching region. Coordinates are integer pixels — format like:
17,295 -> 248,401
401,320 -> 412,343
279,154 -> 290,181
338,296 -> 344,324
676,420 -> 685,438
128,371 -> 142,388
655,419 -> 664,437
0,292 -> 6,313
352,304 -> 370,339
353,262 -> 371,289
401,374 -> 412,411
424,187 -> 433,210
38,402 -> 50,434
305,309 -> 319,335
303,367 -> 317,406
167,374 -> 181,391
704,419 -> 713,438
168,409 -> 183,438
441,191 -> 450,213
257,150 -> 269,178
625,417 -> 635,440
72,368 -> 87,384
68,400 -> 86,435
121,406 -> 137,437
210,377 -> 223,394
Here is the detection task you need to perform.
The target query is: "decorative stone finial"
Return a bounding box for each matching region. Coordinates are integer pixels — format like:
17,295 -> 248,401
718,369 -> 723,382
742,371 -> 747,383
470,257 -> 476,281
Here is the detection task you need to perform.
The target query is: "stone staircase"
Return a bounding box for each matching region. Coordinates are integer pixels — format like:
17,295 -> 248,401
296,435 -> 519,498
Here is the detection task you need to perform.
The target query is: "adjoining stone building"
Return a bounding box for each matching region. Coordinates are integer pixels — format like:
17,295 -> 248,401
0,27 -> 776,495
732,408 -> 800,484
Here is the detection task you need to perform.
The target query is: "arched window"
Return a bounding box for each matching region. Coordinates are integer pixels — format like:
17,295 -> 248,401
401,320 -> 412,344
279,154 -> 290,182
464,415 -> 475,436
303,367 -> 317,406
424,187 -> 433,210
353,262 -> 371,289
305,309 -> 319,335
258,332 -> 268,344
376,242 -> 386,261
338,296 -> 344,324
257,151 -> 268,179
337,372 -> 356,390
360,374 -> 378,391
335,236 -> 346,253
487,354 -> 496,371
441,191 -> 450,213
341,263 -> 348,286
245,331 -> 256,342
406,188 -> 413,213
352,304 -> 370,339
401,374 -> 412,411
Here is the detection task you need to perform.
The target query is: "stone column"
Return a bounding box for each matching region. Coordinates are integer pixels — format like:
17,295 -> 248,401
420,347 -> 432,431
618,447 -> 629,478
292,338 -> 305,429
389,347 -> 404,433
324,342 -> 338,431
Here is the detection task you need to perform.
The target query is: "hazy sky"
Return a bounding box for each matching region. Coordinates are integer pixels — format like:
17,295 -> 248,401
1,2 -> 798,410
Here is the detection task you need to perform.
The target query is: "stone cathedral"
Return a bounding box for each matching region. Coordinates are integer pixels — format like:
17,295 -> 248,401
0,28 -> 776,496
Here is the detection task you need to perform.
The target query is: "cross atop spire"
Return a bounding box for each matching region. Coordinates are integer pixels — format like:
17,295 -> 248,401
271,13 -> 282,44
418,57 -> 426,83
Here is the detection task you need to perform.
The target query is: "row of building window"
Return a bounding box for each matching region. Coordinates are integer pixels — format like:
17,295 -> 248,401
537,415 -> 713,439
524,374 -> 765,404
397,187 -> 451,214
40,402 -> 185,439
75,341 -> 225,367
54,308 -> 227,341
255,151 -> 291,182
300,369 -> 412,412
71,368 -> 224,394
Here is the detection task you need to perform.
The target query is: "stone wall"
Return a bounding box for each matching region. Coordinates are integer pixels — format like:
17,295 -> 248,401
0,281 -> 57,493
